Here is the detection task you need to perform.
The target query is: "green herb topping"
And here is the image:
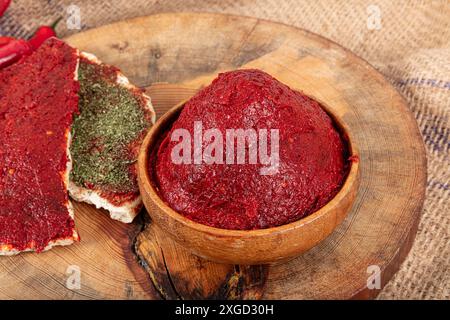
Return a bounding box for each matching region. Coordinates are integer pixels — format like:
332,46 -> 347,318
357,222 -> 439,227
70,59 -> 150,193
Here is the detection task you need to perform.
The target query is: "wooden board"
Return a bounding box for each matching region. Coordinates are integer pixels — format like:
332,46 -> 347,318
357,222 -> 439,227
0,13 -> 426,299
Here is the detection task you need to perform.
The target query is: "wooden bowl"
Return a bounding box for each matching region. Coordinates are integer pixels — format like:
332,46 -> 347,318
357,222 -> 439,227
137,100 -> 360,265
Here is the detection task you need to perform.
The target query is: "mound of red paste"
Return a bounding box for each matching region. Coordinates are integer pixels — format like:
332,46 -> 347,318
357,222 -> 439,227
154,69 -> 348,230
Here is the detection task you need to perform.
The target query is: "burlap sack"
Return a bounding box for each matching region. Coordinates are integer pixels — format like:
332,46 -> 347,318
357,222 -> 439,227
1,0 -> 448,299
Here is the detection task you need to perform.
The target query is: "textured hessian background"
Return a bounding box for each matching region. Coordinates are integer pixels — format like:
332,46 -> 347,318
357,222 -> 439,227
0,0 -> 448,299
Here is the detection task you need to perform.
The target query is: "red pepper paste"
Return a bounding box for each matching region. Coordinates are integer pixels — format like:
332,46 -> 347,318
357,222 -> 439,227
0,38 -> 79,252
153,69 -> 349,230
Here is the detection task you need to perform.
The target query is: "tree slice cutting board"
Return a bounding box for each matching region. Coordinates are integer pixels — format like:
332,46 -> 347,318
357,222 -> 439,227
0,13 -> 426,300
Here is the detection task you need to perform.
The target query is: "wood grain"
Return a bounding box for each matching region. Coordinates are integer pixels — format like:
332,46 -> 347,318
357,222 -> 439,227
135,222 -> 268,299
0,202 -> 158,299
0,13 -> 426,299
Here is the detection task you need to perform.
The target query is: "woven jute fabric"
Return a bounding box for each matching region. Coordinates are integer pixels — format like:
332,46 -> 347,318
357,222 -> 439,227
1,0 -> 448,300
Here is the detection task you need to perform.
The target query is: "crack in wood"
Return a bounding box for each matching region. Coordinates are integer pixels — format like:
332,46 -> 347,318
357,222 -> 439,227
159,246 -> 183,300
131,214 -> 172,300
133,217 -> 269,300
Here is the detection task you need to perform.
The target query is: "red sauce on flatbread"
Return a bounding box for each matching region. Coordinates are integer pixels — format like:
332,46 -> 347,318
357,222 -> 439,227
0,38 -> 79,252
153,69 -> 349,230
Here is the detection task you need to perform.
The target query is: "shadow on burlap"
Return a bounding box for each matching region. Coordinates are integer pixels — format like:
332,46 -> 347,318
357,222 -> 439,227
0,0 -> 448,299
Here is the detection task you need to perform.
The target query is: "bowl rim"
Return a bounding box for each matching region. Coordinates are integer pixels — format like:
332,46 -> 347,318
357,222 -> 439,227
138,98 -> 359,239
